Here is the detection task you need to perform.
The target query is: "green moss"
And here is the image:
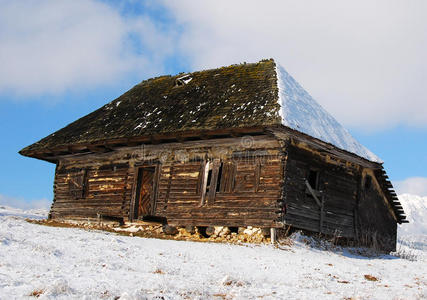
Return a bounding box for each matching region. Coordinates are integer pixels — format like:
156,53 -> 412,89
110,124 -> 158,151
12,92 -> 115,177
21,59 -> 282,154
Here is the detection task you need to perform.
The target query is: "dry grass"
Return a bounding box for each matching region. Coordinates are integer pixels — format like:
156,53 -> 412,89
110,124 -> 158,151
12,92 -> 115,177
222,280 -> 233,286
153,268 -> 165,274
392,244 -> 419,261
212,293 -> 228,299
29,289 -> 44,297
26,219 -> 171,241
27,219 -> 81,229
26,219 -> 279,247
364,274 -> 379,281
337,280 -> 350,284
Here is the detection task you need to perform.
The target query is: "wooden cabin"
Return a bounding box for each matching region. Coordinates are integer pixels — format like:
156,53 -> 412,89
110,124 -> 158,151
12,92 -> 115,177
20,59 -> 407,251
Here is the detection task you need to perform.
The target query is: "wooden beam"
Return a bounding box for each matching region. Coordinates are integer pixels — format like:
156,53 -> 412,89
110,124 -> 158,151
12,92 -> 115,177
87,145 -> 111,153
269,126 -> 380,169
320,196 -> 325,234
305,180 -> 322,207
270,228 -> 276,244
22,126 -> 268,160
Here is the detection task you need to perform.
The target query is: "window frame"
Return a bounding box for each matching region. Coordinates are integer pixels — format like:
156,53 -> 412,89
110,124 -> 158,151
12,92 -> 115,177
67,169 -> 88,199
199,159 -> 238,206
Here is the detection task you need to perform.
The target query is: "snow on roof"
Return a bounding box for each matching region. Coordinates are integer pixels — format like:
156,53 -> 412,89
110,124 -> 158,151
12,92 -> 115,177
276,64 -> 382,163
21,59 -> 382,164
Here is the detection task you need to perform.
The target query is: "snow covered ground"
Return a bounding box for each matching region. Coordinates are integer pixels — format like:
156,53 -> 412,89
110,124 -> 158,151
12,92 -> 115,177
1,196 -> 426,300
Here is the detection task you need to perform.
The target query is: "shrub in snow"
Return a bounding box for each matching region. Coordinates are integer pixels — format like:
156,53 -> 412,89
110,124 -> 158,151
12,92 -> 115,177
220,275 -> 246,287
43,279 -> 73,297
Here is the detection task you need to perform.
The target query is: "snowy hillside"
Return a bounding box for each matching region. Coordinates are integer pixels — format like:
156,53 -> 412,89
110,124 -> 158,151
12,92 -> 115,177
398,194 -> 427,236
1,197 -> 426,299
276,65 -> 381,163
397,194 -> 427,259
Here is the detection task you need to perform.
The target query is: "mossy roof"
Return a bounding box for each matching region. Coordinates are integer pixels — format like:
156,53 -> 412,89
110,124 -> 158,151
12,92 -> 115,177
21,59 -> 281,155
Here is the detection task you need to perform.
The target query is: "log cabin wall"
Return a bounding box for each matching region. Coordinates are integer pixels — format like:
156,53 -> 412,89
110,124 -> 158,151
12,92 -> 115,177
50,135 -> 285,228
51,162 -> 133,220
283,143 -> 362,238
356,169 -> 397,252
283,141 -> 398,252
157,151 -> 284,228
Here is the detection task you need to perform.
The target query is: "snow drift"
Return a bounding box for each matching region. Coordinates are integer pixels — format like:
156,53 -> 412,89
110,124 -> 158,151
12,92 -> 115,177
0,193 -> 425,299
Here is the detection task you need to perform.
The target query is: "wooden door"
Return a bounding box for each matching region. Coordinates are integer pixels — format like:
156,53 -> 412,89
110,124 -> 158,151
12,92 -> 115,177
135,167 -> 156,219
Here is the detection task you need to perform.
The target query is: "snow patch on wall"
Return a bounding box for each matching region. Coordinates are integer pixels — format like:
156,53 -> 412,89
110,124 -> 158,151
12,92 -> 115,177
275,64 -> 382,163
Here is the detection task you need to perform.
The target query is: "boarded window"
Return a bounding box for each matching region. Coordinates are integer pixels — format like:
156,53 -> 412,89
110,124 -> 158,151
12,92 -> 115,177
206,160 -> 220,204
217,161 -> 236,193
68,170 -> 87,199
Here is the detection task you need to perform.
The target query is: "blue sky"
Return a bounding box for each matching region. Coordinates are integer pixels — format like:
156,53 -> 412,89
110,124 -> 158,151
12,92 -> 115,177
1,0 -> 426,208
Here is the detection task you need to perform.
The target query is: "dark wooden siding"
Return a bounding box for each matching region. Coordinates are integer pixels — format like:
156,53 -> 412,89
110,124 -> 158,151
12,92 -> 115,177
356,172 -> 397,251
283,145 -> 359,238
157,155 -> 284,227
322,170 -> 358,237
50,163 -> 132,219
156,162 -> 202,216
50,136 -> 284,227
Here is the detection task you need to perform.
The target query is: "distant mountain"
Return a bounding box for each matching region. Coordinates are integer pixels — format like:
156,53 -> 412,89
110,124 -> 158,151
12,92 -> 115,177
397,194 -> 427,255
398,194 -> 427,236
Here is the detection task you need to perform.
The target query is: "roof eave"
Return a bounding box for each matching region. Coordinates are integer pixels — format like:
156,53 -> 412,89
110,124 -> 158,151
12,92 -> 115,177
18,126 -> 271,161
271,124 -> 382,169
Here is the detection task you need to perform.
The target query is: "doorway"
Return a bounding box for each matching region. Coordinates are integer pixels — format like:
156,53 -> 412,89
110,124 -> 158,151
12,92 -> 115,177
133,166 -> 157,220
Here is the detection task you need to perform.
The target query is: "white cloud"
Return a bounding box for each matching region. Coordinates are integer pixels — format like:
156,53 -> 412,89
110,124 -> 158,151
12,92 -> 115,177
0,0 -> 176,96
2,1 -> 426,131
0,194 -> 51,210
162,0 -> 427,130
395,177 -> 427,197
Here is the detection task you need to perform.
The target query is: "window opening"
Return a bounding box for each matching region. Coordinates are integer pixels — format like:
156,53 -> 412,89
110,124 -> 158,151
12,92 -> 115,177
175,74 -> 192,86
200,160 -> 229,205
308,169 -> 319,190
206,169 -> 213,193
216,163 -> 223,192
364,175 -> 372,190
